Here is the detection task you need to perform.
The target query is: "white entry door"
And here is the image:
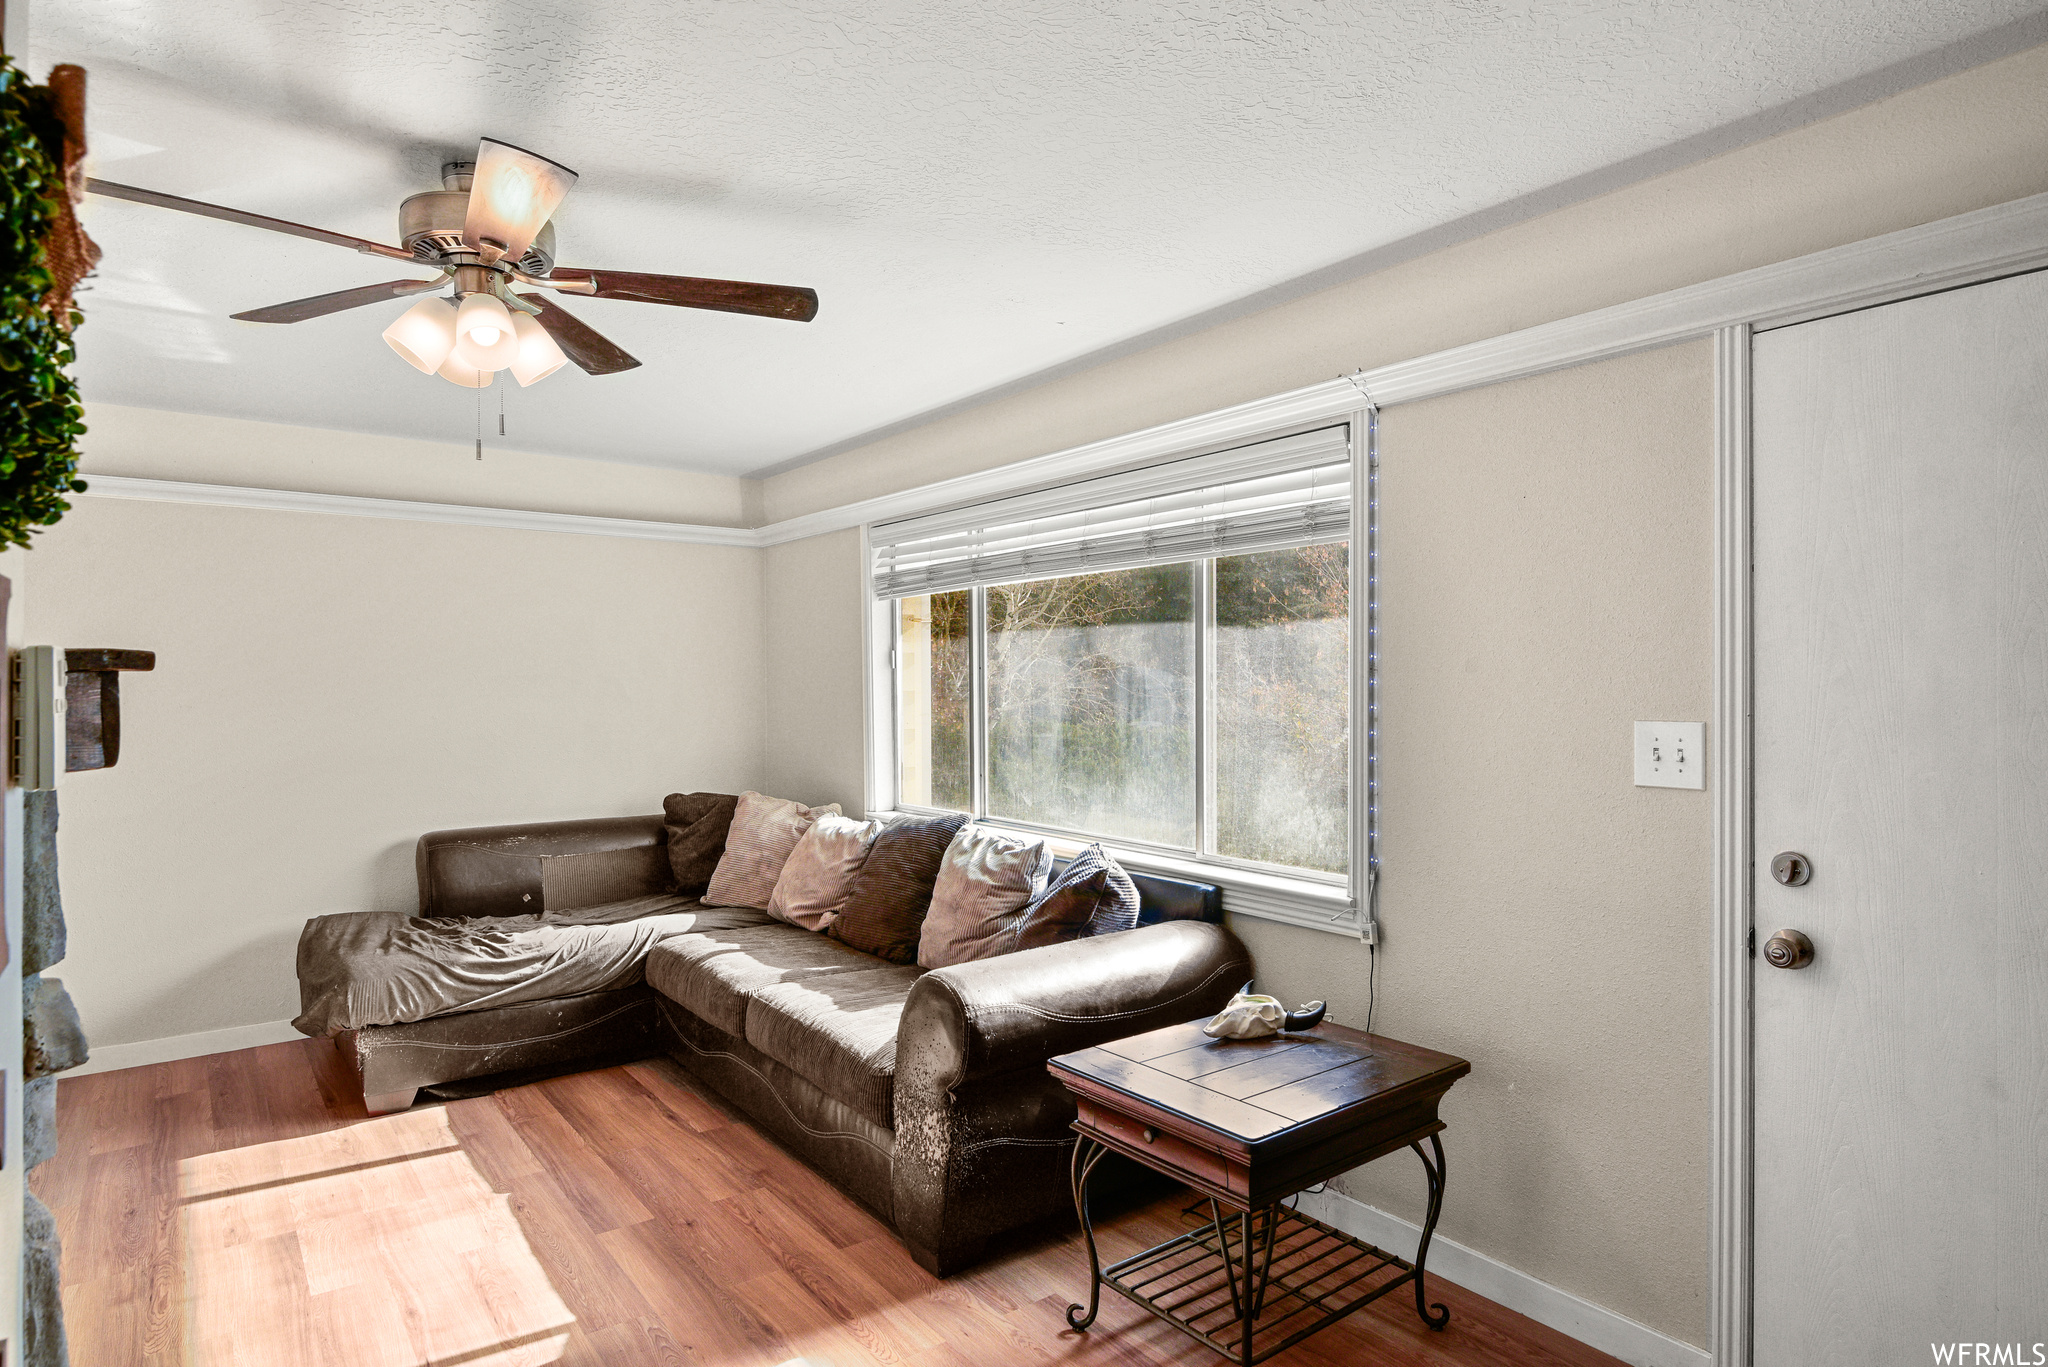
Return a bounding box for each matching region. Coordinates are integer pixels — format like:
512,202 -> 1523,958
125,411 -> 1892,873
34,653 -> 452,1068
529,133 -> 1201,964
1750,269 -> 2048,1364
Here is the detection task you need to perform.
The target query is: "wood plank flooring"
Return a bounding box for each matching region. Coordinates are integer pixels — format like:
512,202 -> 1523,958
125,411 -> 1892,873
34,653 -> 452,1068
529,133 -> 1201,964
33,1038 -> 1625,1367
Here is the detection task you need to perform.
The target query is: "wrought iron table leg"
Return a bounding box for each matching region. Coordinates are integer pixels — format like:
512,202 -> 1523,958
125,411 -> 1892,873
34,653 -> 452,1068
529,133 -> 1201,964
1065,1138 -> 1114,1330
1209,1198 -> 1247,1326
1409,1132 -> 1452,1330
1249,1203 -> 1280,1319
1235,1203 -> 1263,1367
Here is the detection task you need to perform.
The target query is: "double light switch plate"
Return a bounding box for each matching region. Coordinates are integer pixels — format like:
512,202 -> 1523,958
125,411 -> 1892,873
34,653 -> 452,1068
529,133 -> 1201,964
1634,721 -> 1705,789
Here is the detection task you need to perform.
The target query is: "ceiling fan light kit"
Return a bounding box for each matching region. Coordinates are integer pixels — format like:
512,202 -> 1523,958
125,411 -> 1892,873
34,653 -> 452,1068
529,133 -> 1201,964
435,353 -> 493,389
452,291 -> 519,370
382,296 -> 459,374
509,313 -> 569,387
463,139 -> 576,265
88,137 -> 821,391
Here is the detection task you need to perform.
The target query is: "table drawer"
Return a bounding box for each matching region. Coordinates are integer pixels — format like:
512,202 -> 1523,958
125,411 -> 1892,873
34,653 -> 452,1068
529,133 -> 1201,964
1078,1100 -> 1242,1198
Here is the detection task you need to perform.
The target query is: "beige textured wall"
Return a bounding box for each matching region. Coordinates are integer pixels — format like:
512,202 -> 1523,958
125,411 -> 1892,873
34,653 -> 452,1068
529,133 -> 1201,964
32,494 -> 766,1049
746,45 -> 2048,1349
82,403 -> 754,527
760,40 -> 2048,524
1241,342 -> 1715,1340
760,529 -> 868,812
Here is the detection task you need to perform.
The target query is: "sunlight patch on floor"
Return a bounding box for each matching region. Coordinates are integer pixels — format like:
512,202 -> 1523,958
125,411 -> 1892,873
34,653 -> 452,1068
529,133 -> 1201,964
178,1109 -> 575,1367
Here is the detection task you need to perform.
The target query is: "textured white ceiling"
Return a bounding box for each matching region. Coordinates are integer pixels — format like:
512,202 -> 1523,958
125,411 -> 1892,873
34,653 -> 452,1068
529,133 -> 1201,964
26,1 -> 2044,477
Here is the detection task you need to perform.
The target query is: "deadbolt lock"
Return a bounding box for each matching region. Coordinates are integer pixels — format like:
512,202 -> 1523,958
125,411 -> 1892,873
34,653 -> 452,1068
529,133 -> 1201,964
1763,929 -> 1815,970
1771,851 -> 1812,886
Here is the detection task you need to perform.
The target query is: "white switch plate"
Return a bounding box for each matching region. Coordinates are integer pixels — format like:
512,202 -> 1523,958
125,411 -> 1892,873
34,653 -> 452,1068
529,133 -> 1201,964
1635,721 -> 1704,789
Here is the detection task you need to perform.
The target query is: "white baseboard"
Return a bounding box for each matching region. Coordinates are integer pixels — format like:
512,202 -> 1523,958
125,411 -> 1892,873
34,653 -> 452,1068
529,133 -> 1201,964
63,1018 -> 304,1078
1294,1186 -> 1710,1367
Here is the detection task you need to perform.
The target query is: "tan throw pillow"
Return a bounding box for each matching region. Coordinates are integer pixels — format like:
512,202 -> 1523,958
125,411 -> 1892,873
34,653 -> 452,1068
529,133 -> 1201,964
917,824 -> 1054,968
768,813 -> 887,931
705,792 -> 843,910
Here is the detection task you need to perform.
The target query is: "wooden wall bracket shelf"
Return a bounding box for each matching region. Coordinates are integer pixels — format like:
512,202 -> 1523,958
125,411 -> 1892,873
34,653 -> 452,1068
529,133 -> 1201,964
64,648 -> 153,773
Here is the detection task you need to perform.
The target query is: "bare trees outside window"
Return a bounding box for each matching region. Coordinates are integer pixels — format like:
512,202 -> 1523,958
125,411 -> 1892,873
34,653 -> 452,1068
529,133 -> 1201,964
1215,544 -> 1349,874
893,544 -> 1349,879
989,565 -> 1196,846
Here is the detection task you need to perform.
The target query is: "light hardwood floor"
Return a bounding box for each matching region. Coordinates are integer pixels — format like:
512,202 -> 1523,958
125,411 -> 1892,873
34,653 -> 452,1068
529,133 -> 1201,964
34,1038 -> 1624,1367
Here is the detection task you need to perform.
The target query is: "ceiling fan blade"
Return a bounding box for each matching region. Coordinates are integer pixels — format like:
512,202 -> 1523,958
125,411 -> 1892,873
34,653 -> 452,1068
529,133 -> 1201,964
464,138 -> 577,262
229,277 -> 445,324
528,295 -> 641,375
549,269 -> 819,322
86,178 -> 415,260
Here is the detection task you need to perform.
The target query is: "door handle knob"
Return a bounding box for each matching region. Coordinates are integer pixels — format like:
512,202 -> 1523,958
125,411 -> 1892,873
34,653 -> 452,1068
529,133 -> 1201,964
1763,929 -> 1815,970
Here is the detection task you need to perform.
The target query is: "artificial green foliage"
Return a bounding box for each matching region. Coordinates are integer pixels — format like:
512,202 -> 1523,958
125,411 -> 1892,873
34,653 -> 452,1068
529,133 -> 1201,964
0,53 -> 87,550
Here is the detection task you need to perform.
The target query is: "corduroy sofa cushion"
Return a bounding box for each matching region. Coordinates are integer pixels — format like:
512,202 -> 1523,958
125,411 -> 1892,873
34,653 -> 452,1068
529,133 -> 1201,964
828,811 -> 970,964
767,813 -> 887,931
917,824 -> 1054,968
704,792 -> 841,910
745,964 -> 924,1129
644,922 -> 874,1037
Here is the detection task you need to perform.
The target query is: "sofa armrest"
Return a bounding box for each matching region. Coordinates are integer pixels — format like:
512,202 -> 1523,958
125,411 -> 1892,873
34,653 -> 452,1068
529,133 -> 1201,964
898,920 -> 1251,1092
889,919 -> 1249,1271
416,814 -> 672,918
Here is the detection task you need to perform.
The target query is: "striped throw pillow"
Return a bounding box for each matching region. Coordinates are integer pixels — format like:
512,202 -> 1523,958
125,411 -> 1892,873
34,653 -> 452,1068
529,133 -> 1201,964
1009,844 -> 1141,952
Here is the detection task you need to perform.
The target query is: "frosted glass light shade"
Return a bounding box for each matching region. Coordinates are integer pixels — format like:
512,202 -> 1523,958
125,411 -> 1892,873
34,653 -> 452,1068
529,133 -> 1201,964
382,296 -> 458,374
463,138 -> 576,262
453,293 -> 518,370
509,312 -> 568,387
436,354 -> 493,388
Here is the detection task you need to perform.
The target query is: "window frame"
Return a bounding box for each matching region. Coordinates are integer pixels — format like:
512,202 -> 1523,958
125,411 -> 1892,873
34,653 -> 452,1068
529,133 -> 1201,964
862,411 -> 1377,937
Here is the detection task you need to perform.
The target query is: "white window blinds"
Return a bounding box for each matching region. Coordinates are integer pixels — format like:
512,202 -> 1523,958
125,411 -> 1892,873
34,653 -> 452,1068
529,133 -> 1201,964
870,425 -> 1350,598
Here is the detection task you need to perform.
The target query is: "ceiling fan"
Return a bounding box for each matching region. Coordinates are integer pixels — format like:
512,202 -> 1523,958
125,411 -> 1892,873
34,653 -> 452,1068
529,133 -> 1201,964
86,137 -> 819,387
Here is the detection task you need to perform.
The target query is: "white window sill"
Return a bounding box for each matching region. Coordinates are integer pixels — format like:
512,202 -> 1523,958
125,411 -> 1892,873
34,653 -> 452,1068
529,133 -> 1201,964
870,811 -> 1365,938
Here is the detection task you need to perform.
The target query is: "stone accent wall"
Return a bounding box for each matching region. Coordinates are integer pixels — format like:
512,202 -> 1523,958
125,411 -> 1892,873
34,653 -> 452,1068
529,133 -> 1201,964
22,790 -> 78,1367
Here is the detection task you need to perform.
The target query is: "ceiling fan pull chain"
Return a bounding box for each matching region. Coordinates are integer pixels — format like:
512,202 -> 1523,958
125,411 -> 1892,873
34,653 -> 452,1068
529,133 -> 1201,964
475,382 -> 483,461
499,381 -> 506,438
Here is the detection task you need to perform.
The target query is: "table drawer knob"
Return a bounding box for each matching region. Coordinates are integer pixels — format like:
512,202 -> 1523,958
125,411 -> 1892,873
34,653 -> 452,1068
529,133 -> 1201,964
1142,1127 -> 1158,1143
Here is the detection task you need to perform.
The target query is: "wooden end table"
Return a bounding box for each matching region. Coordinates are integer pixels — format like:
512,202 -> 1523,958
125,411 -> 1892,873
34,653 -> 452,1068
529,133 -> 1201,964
1048,1018 -> 1470,1366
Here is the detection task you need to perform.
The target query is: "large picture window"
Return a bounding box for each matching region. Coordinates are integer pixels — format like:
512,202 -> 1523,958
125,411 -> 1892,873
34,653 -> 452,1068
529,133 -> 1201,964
895,549 -> 1348,877
881,424 -> 1359,886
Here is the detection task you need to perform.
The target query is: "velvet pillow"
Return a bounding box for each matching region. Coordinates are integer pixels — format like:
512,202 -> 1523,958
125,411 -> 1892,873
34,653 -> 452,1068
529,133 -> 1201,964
917,824 -> 1054,969
1009,844 -> 1141,952
704,791 -> 842,910
662,791 -> 739,895
767,813 -> 887,931
827,812 -> 971,964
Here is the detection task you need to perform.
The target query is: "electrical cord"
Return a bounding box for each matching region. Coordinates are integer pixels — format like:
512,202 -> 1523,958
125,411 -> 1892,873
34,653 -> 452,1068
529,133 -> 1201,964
1365,942 -> 1376,1037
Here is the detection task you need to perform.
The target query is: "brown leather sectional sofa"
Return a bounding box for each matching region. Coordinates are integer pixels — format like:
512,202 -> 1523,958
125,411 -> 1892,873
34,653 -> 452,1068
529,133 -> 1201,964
345,813 -> 1252,1273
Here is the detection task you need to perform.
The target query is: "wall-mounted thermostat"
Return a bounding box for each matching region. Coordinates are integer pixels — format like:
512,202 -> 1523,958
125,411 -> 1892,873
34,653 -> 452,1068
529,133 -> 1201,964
13,645 -> 66,791
1634,720 -> 1704,790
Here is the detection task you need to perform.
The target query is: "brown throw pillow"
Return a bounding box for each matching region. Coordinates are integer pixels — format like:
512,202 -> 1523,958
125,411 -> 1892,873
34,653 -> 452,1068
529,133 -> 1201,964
1010,844 -> 1141,952
662,792 -> 738,895
828,812 -> 970,964
918,824 -> 1054,968
705,792 -> 843,910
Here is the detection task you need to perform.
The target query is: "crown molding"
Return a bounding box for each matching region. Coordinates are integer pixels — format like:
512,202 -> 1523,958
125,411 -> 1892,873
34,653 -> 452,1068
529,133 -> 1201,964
79,190 -> 2048,548
752,187 -> 2048,546
79,475 -> 763,547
